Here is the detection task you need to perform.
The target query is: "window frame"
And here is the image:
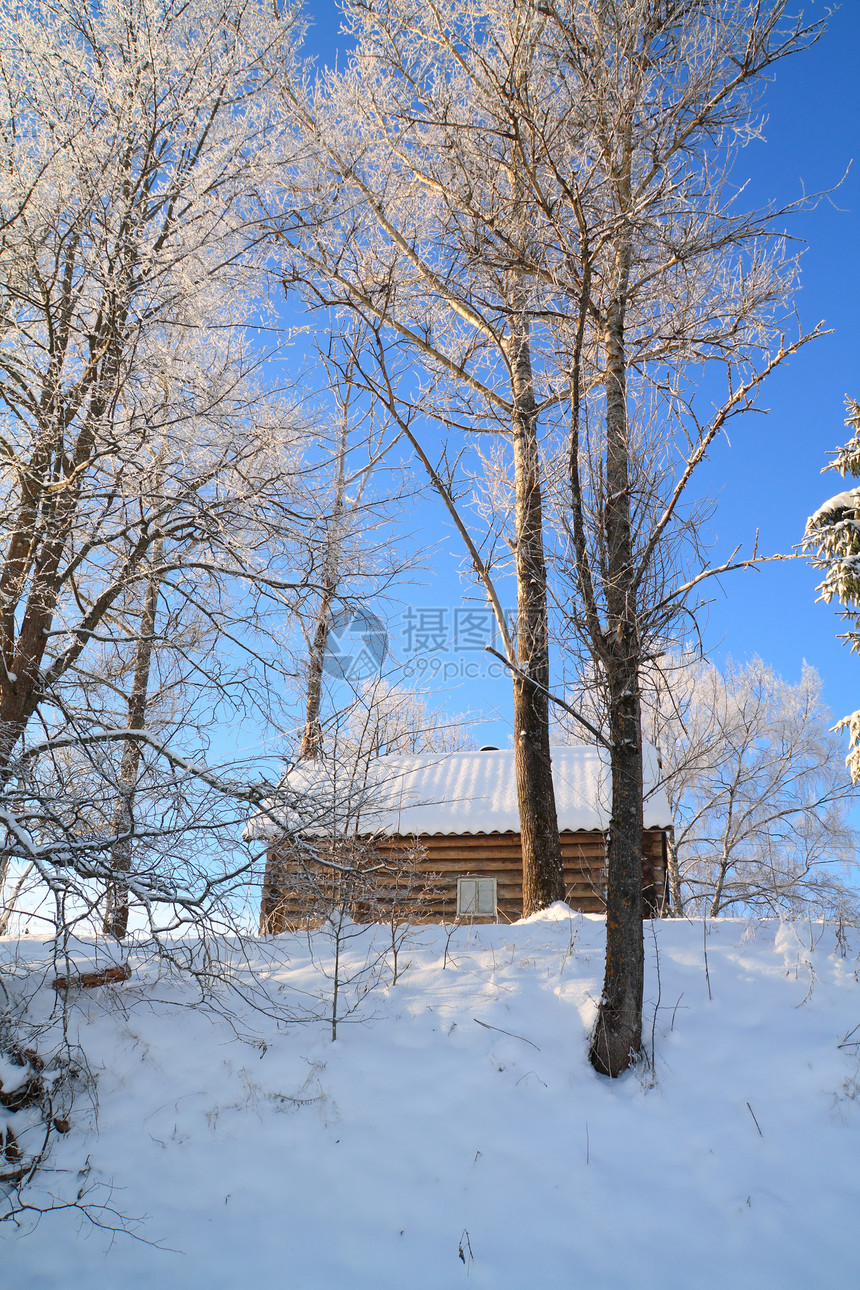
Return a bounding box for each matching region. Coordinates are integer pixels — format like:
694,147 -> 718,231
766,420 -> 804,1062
456,875 -> 498,918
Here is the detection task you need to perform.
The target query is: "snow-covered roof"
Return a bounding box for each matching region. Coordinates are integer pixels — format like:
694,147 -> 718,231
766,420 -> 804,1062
247,745 -> 672,841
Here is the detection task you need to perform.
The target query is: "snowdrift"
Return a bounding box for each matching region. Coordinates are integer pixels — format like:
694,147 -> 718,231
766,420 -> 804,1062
2,911 -> 859,1290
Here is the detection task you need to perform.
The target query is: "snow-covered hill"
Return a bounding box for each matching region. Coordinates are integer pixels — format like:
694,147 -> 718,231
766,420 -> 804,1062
2,910 -> 859,1289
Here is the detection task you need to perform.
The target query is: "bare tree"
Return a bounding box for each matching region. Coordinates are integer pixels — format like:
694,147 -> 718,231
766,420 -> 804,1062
270,6 -> 568,915
270,0 -> 824,1073
0,0 -> 296,760
651,655 -> 858,918
295,328 -> 407,762
491,0 -> 823,1074
0,0 -> 317,934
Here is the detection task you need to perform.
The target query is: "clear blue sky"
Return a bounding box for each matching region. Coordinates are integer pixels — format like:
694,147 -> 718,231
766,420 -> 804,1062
295,1 -> 860,749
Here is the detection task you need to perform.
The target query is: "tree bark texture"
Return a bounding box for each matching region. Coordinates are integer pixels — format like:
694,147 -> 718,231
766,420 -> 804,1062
590,664 -> 645,1075
299,582 -> 335,762
509,311 -> 565,914
589,288 -> 645,1076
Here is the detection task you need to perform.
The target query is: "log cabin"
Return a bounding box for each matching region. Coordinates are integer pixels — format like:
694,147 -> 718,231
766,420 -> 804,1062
252,745 -> 673,931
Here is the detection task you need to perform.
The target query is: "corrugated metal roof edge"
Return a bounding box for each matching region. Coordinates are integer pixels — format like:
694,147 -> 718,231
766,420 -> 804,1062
293,824 -> 673,839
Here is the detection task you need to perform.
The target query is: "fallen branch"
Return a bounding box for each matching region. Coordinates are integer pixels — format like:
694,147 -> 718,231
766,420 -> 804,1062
52,965 -> 131,991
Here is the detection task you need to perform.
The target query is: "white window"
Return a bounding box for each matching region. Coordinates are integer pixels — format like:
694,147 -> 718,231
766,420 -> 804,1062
457,877 -> 497,917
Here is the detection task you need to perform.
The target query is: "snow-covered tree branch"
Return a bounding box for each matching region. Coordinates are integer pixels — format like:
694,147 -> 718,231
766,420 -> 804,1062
804,398 -> 860,781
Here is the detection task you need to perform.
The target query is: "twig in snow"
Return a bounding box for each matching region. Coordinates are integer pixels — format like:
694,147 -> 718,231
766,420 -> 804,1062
670,992 -> 685,1031
649,921 -> 662,1075
703,919 -> 713,1001
746,1101 -> 764,1137
514,1070 -> 547,1088
473,1018 -> 540,1050
458,1228 -> 474,1272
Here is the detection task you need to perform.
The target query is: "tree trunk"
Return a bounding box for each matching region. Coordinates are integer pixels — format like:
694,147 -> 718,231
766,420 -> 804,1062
299,582 -> 335,761
103,540 -> 163,939
590,661 -> 645,1075
665,826 -> 683,915
589,282 -> 645,1076
508,308 -> 565,914
709,793 -> 736,917
262,431 -> 349,931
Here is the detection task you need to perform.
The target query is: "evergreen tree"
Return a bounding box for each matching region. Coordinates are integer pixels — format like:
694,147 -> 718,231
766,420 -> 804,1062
805,398 -> 860,780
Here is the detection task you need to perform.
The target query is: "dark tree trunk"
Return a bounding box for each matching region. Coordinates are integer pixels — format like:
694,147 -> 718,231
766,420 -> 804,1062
509,308 -> 565,914
590,658 -> 645,1075
588,283 -> 645,1076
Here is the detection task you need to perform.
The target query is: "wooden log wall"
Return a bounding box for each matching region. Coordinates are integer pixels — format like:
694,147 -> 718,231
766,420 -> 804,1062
260,829 -> 668,933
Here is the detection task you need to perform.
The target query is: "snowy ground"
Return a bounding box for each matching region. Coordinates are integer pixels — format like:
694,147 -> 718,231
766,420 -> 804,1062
2,910 -> 859,1290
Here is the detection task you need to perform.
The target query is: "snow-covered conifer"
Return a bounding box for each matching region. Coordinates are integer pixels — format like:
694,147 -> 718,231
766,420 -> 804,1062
804,399 -> 860,780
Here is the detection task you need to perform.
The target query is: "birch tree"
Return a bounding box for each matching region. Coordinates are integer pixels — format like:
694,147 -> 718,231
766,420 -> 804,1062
258,327 -> 418,933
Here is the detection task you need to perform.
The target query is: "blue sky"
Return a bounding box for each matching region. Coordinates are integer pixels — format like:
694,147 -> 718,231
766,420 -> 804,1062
295,1 -> 860,750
